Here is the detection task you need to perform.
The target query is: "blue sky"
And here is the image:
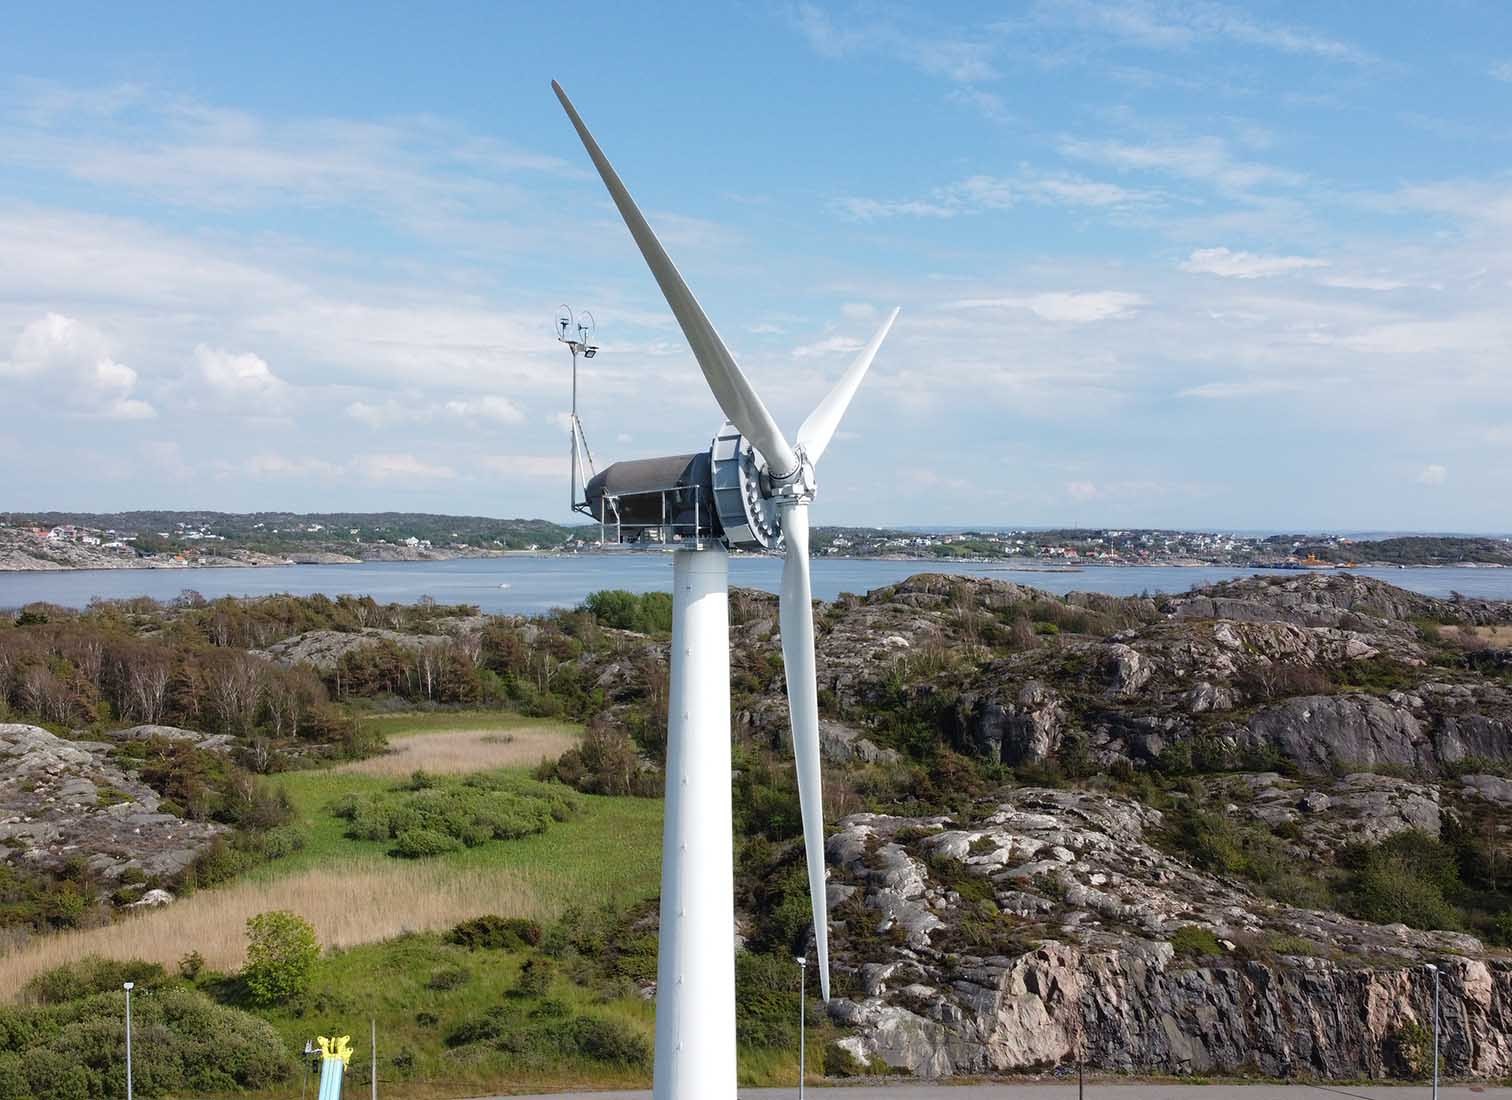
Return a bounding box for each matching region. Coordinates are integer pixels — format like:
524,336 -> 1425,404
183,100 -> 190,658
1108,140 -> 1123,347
1,2 -> 1510,532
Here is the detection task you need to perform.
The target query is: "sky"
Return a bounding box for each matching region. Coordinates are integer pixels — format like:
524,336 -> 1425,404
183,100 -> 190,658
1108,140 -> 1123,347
1,2 -> 1510,533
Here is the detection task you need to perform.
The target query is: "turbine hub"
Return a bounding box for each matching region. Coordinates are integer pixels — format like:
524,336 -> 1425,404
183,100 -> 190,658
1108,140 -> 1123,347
709,421 -> 784,551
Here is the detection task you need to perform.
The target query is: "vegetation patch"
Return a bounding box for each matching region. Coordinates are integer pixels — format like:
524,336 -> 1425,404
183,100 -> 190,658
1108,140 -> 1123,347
0,982 -> 289,1099
330,770 -> 579,857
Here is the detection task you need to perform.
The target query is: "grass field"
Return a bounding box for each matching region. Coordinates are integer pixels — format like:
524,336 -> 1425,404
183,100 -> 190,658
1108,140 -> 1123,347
249,932 -> 660,1099
0,710 -> 663,1002
1441,624 -> 1512,647
333,724 -> 580,778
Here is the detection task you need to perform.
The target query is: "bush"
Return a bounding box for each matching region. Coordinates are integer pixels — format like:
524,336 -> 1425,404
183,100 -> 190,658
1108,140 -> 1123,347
1169,925 -> 1224,958
393,828 -> 461,858
22,957 -> 167,1006
242,910 -> 319,1006
567,1015 -> 651,1065
515,957 -> 554,996
332,772 -> 579,857
539,721 -> 660,797
1345,831 -> 1464,931
446,915 -> 543,951
735,951 -> 801,1049
0,988 -> 289,1098
581,590 -> 673,634
426,965 -> 471,991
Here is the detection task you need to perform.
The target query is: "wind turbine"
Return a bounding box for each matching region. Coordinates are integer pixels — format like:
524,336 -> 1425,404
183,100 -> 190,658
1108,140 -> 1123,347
552,82 -> 898,1100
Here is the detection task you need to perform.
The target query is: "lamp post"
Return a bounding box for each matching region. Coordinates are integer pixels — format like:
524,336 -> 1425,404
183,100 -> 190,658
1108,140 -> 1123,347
796,954 -> 808,1100
122,982 -> 134,1100
1424,963 -> 1440,1100
302,1040 -> 316,1100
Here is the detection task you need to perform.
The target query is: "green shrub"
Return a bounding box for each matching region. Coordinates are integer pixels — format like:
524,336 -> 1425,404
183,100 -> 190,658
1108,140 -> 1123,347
1388,1021 -> 1432,1078
426,965 -> 471,991
824,1039 -> 869,1077
1261,933 -> 1325,957
446,915 -> 544,951
1169,925 -> 1224,958
735,952 -> 800,1049
539,721 -> 660,797
332,772 -> 579,857
567,1015 -> 651,1065
1345,831 -> 1464,931
393,828 -> 461,858
242,911 -> 319,1006
0,1055 -> 25,1100
21,957 -> 167,1006
515,957 -> 554,996
581,590 -> 674,634
0,988 -> 288,1098
177,951 -> 205,981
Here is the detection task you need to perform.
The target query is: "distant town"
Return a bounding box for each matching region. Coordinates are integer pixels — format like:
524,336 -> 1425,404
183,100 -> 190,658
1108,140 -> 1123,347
2,511 -> 1509,572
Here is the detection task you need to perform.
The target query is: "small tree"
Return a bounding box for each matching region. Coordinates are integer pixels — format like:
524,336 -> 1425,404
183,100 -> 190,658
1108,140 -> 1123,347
243,910 -> 319,1005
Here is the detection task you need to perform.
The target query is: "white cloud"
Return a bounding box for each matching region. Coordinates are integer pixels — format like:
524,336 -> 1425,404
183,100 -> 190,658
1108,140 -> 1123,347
194,344 -> 289,407
836,195 -> 959,221
441,395 -> 525,424
1178,378 -> 1308,399
480,455 -> 570,480
1,313 -> 155,420
793,335 -> 866,359
1180,247 -> 1327,279
1415,464 -> 1448,486
837,171 -> 1155,221
1031,1 -> 1374,65
1059,136 -> 1303,193
1318,274 -> 1407,292
1490,60 -> 1512,83
347,394 -> 525,429
355,453 -> 457,483
240,454 -> 344,479
793,4 -> 998,83
955,291 -> 1145,323
1066,480 -> 1099,501
345,400 -> 412,429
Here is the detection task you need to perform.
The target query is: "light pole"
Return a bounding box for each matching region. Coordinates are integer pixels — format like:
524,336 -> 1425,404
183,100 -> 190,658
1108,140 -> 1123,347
302,1040 -> 316,1100
1424,962 -> 1440,1100
796,954 -> 808,1100
122,982 -> 134,1100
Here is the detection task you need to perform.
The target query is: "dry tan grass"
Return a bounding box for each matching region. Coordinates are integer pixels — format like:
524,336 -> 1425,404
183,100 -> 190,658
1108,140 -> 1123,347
331,726 -> 580,777
1439,624 -> 1512,646
0,862 -> 540,996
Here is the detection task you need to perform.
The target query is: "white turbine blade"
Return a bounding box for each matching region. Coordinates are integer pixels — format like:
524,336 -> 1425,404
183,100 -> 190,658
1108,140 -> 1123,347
552,80 -> 798,477
796,307 -> 899,466
776,502 -> 830,1000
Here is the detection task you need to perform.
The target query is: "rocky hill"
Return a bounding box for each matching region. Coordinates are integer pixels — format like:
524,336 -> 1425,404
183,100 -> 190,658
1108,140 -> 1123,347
560,571 -> 1507,1080
0,723 -> 227,891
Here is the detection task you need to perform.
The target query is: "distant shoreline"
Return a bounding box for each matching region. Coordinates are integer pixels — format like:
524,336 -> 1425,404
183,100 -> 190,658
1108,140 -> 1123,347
2,551 -> 1504,576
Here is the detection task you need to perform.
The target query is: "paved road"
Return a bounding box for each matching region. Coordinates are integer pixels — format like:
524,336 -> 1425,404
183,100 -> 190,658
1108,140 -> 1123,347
481,1085 -> 1511,1100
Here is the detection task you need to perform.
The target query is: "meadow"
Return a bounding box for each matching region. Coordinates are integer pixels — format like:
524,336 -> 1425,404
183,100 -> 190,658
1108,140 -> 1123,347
0,712 -> 663,997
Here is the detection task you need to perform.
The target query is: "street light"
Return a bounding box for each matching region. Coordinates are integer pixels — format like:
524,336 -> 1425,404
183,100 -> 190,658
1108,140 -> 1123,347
1424,963 -> 1440,1100
796,955 -> 808,1100
122,982 -> 134,1100
302,1040 -> 317,1100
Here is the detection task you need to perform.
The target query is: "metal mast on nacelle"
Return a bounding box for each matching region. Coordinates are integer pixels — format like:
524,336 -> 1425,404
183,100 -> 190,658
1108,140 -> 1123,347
557,305 -> 599,518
